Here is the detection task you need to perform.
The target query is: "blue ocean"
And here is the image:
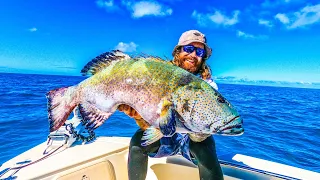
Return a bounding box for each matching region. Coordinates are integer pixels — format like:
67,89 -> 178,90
0,73 -> 319,173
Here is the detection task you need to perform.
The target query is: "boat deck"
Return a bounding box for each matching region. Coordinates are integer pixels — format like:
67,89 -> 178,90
0,137 -> 319,180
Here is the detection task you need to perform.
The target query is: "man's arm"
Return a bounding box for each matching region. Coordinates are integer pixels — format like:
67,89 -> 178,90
118,104 -> 142,119
118,104 -> 150,130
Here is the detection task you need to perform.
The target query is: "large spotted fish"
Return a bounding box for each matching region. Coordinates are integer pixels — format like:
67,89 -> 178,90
47,50 -> 244,146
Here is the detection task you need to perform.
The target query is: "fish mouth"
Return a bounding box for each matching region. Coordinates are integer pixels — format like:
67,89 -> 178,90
217,116 -> 244,136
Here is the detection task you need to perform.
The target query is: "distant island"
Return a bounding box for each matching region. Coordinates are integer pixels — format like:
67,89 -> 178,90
214,76 -> 320,89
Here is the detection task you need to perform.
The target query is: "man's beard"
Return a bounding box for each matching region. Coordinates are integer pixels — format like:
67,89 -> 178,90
178,57 -> 200,74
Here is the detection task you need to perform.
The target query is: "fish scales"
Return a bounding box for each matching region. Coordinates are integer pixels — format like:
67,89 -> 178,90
86,61 -> 175,118
80,59 -> 190,108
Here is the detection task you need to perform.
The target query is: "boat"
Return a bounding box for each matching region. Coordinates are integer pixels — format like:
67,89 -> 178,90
1,136 -> 319,180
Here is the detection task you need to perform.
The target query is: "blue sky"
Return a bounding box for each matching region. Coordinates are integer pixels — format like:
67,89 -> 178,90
0,0 -> 319,83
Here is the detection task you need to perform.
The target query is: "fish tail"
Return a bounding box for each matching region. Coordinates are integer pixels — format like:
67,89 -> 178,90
46,86 -> 79,132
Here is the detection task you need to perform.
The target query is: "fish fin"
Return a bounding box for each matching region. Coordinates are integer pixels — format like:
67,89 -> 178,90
158,98 -> 176,137
78,103 -> 113,132
81,50 -> 131,76
141,127 -> 163,146
46,86 -> 78,132
131,53 -> 167,63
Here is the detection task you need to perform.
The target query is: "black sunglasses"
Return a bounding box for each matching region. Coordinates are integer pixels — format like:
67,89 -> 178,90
182,45 -> 206,57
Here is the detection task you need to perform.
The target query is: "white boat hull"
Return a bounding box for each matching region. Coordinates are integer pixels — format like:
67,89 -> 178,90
0,137 -> 319,180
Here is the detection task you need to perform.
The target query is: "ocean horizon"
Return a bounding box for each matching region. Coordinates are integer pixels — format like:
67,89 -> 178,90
1,71 -> 319,90
0,72 -> 319,173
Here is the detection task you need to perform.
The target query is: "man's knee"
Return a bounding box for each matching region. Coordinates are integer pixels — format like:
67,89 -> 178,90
129,146 -> 147,157
130,129 -> 144,146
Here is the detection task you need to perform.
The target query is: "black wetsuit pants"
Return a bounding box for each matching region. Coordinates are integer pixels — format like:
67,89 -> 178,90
128,129 -> 224,180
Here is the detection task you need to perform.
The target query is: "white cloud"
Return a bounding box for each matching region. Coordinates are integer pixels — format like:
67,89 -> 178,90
259,19 -> 274,27
121,0 -> 131,7
28,27 -> 37,32
192,10 -> 240,27
262,0 -> 304,8
191,11 -> 207,26
237,30 -> 268,39
237,31 -> 255,38
275,13 -> 290,24
289,4 -> 320,28
96,0 -> 119,12
210,11 -> 240,25
115,42 -> 138,52
275,4 -> 320,29
123,1 -> 172,18
97,0 -> 172,18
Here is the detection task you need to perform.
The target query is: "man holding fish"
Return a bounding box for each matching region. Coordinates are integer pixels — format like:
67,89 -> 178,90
47,30 -> 243,180
119,30 -> 236,180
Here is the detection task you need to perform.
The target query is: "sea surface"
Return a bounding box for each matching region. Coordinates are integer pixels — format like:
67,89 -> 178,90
0,73 -> 319,173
